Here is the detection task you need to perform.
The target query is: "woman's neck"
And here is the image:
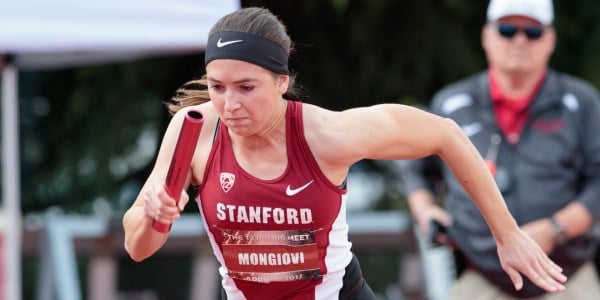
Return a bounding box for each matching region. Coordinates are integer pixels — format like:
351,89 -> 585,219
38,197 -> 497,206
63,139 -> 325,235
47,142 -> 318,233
230,100 -> 289,179
236,99 -> 288,150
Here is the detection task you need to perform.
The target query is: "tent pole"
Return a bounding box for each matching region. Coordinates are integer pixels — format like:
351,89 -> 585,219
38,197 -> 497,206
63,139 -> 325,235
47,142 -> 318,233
1,55 -> 22,300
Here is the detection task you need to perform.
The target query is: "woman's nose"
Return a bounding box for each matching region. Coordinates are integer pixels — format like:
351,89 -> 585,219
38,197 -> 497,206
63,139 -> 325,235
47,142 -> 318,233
223,91 -> 241,111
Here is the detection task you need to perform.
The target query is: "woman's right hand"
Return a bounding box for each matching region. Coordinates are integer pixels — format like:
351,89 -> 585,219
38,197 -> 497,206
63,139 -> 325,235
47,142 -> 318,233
143,182 -> 190,228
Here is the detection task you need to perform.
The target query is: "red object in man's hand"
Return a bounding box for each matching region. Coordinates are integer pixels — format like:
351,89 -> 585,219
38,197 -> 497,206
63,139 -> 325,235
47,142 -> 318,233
152,110 -> 204,233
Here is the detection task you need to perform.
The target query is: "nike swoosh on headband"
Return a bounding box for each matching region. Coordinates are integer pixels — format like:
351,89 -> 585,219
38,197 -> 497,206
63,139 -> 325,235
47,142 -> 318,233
216,38 -> 243,48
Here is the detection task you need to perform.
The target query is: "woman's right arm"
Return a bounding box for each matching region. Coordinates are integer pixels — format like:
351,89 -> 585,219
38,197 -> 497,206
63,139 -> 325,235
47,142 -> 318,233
123,108 -> 195,261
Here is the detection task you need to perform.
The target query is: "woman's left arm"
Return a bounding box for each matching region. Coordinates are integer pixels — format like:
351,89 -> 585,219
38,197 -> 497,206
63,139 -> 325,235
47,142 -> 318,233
317,103 -> 567,292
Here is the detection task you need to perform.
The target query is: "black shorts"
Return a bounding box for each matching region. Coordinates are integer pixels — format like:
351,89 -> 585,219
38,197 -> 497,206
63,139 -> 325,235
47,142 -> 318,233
220,253 -> 376,299
339,253 -> 377,299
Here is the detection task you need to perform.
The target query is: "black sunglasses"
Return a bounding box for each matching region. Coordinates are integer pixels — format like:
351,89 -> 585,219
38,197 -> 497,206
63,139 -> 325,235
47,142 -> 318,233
496,23 -> 545,40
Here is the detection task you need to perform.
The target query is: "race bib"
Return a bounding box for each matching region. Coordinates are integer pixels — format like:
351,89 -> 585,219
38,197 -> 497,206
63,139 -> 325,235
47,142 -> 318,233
219,228 -> 322,283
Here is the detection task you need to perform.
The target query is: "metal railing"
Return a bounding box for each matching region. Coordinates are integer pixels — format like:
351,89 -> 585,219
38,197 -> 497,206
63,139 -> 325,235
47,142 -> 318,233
31,211 -> 416,300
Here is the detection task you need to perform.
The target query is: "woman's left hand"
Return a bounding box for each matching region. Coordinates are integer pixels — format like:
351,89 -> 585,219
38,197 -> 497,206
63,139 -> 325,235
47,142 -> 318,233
496,228 -> 567,292
520,219 -> 557,254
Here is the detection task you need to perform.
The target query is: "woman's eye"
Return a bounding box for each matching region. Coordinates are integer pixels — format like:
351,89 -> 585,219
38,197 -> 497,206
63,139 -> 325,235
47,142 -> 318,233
240,85 -> 254,92
209,85 -> 224,92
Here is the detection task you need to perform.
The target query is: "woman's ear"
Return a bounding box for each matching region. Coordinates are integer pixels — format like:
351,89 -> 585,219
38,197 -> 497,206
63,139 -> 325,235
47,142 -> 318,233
278,75 -> 290,94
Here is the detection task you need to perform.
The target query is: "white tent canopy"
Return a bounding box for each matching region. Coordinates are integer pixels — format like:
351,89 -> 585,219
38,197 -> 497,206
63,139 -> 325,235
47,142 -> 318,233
0,0 -> 239,299
1,0 -> 239,69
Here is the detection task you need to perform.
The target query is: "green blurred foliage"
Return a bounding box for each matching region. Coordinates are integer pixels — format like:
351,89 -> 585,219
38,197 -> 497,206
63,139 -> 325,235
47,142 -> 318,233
19,54 -> 205,214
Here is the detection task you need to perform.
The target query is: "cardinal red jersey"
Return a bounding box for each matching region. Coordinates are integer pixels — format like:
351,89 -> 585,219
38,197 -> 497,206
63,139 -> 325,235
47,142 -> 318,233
196,100 -> 352,300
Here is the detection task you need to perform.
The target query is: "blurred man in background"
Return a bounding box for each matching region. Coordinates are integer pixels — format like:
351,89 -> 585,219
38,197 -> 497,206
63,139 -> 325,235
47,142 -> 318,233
401,0 -> 600,298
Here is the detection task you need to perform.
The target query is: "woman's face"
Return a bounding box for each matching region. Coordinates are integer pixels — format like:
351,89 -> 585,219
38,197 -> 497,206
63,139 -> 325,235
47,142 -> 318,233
206,59 -> 289,136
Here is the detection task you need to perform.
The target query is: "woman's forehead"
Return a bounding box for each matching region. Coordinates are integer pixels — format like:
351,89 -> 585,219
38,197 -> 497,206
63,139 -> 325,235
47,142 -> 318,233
206,59 -> 269,80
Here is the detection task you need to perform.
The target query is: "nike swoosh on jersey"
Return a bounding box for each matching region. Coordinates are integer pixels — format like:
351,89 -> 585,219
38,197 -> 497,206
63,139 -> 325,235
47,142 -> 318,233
217,38 -> 243,48
285,180 -> 315,196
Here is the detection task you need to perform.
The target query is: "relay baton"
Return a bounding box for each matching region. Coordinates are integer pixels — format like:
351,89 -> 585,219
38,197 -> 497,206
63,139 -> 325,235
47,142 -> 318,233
152,110 -> 204,232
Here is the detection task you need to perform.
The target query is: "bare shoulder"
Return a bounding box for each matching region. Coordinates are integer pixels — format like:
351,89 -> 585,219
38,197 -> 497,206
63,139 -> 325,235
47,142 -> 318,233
301,102 -> 419,143
300,103 -> 377,165
299,102 -> 456,184
302,102 -> 454,162
301,103 -> 344,145
300,103 -> 355,183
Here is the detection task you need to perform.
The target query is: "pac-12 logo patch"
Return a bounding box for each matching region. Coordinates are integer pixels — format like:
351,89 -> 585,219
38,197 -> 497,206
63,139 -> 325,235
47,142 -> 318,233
220,172 -> 235,193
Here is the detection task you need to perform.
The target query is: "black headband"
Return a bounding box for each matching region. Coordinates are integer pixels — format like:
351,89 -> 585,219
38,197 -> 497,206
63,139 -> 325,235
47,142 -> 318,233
205,31 -> 289,75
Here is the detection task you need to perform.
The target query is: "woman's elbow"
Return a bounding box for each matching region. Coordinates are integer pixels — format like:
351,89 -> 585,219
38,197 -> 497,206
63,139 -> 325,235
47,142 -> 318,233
124,241 -> 149,262
433,117 -> 467,151
128,253 -> 147,263
123,223 -> 151,262
443,117 -> 468,139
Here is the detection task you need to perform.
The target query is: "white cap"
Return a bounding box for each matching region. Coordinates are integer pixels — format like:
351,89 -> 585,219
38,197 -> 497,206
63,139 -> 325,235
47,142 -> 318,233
487,0 -> 554,25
